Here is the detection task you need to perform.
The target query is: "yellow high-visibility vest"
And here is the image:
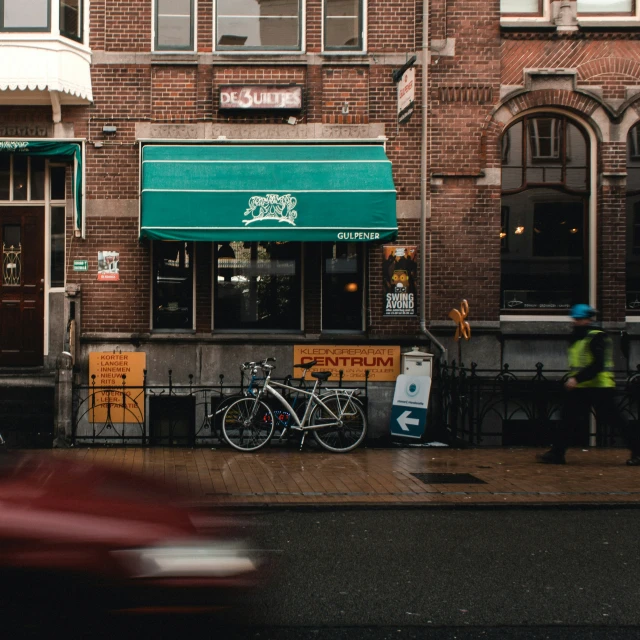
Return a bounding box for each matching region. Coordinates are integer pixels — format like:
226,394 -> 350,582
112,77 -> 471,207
567,330 -> 614,388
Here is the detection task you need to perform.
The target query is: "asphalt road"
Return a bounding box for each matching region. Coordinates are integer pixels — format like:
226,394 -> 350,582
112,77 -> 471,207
24,506 -> 640,639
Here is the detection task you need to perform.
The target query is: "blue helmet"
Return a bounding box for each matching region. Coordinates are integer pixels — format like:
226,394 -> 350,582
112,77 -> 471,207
569,303 -> 596,319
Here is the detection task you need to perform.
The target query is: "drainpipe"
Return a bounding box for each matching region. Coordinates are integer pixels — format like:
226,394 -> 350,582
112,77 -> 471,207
419,0 -> 448,364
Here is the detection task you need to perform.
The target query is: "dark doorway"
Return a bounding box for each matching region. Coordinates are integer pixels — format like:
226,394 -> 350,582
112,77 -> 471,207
0,207 -> 45,366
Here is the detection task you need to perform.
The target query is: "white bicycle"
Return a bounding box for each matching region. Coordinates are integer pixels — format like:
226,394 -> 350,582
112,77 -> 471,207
222,358 -> 367,453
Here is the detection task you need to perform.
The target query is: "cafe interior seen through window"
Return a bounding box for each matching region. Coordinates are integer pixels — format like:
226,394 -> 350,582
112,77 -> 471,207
153,241 -> 193,330
215,241 -> 301,331
501,115 -> 589,311
323,242 -> 363,331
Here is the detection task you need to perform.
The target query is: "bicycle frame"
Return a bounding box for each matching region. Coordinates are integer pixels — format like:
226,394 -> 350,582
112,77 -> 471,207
256,375 -> 359,432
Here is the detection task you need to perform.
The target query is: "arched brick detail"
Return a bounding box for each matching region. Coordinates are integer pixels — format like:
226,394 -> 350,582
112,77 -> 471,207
504,89 -> 601,119
577,57 -> 640,83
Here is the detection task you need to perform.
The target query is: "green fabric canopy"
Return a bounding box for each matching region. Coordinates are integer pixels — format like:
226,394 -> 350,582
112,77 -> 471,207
0,140 -> 82,230
140,144 -> 397,242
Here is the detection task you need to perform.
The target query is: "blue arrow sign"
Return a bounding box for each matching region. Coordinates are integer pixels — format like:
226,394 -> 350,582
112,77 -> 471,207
389,375 -> 431,439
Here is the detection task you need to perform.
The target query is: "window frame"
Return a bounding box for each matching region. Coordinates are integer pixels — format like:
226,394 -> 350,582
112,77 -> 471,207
500,113 -> 592,315
212,241 -> 303,333
214,0 -> 305,54
576,0 -> 635,16
501,0 -> 639,24
500,0 -> 543,17
322,0 -> 365,53
0,0 -> 51,32
321,241 -> 366,333
151,241 -> 196,332
59,0 -> 82,43
154,0 -> 196,53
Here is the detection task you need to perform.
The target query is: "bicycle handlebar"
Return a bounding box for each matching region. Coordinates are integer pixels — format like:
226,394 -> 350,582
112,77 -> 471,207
240,357 -> 277,372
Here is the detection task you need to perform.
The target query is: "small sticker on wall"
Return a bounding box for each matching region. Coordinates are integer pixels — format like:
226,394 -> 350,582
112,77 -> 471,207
97,251 -> 119,281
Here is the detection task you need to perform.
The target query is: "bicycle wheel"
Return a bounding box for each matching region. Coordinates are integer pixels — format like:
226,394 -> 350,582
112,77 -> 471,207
222,398 -> 275,452
311,394 -> 367,453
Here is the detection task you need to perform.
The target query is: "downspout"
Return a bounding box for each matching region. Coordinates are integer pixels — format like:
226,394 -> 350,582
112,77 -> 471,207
419,0 -> 447,363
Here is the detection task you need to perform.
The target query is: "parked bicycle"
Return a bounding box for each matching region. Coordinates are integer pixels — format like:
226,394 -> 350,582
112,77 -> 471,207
210,359 -> 317,443
222,357 -> 367,453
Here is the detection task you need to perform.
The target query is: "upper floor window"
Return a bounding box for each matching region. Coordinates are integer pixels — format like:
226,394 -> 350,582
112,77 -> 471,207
1,0 -> 50,31
501,0 -> 635,15
324,0 -> 363,51
60,0 -> 81,41
155,0 -> 194,51
1,0 -> 84,41
577,0 -> 633,13
215,0 -> 302,51
500,0 -> 542,14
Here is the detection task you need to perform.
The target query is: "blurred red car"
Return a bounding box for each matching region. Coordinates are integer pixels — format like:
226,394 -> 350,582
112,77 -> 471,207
0,451 -> 264,622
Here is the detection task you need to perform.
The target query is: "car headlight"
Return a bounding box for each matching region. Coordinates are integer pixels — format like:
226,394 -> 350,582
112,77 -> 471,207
113,542 -> 258,579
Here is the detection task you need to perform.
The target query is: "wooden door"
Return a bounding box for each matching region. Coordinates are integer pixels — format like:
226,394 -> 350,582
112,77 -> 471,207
0,208 -> 45,366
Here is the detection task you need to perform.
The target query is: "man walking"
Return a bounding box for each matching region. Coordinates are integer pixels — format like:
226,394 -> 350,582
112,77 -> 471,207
537,304 -> 640,466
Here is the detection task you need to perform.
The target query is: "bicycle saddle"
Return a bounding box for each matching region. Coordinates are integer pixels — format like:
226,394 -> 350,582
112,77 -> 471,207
294,360 -> 317,369
311,371 -> 332,381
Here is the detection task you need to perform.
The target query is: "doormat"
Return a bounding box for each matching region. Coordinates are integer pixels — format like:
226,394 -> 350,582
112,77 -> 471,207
412,472 -> 487,484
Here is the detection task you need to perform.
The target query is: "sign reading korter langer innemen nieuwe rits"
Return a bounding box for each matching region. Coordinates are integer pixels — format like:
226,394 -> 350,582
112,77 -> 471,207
219,85 -> 303,110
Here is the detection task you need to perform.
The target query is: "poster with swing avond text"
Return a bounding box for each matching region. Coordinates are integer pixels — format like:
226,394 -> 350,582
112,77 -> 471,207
383,245 -> 418,317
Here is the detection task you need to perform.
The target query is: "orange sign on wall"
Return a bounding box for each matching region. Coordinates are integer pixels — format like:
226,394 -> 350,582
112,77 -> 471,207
293,345 -> 401,382
89,352 -> 146,423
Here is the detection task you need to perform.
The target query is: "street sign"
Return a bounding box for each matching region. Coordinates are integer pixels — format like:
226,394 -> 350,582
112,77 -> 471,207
73,260 -> 88,272
389,374 -> 431,439
397,67 -> 415,125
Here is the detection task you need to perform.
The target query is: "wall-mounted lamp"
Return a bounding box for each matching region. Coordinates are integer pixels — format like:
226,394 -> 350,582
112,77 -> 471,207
102,125 -> 117,134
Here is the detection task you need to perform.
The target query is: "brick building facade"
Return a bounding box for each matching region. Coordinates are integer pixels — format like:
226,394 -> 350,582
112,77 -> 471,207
1,1 -> 640,443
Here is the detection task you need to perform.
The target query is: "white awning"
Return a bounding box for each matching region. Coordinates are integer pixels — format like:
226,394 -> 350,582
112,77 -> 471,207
0,38 -> 93,108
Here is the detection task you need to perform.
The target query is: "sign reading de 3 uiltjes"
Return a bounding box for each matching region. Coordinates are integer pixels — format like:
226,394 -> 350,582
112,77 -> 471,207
89,352 -> 146,423
220,85 -> 303,110
293,345 -> 401,382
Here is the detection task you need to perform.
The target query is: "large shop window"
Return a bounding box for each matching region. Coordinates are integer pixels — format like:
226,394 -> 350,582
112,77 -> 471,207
501,115 -> 590,312
153,241 -> 194,330
1,0 -> 83,39
215,0 -> 301,51
324,0 -> 363,51
322,242 -> 363,331
626,123 -> 640,311
215,241 -> 301,331
155,0 -> 193,51
577,0 -> 634,14
500,0 -> 541,14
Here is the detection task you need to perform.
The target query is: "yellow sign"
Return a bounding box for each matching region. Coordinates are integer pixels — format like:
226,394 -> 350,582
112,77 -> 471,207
89,352 -> 146,423
293,345 -> 401,382
448,299 -> 471,341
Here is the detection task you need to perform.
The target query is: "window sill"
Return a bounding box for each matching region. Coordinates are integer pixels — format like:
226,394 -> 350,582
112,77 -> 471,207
151,52 -> 198,65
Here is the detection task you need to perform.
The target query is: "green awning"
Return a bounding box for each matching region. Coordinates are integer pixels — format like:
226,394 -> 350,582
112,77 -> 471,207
140,144 -> 397,242
0,140 -> 83,230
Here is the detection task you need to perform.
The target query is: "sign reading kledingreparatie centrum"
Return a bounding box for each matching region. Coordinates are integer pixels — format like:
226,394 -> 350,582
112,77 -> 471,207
293,345 -> 401,382
220,85 -> 303,110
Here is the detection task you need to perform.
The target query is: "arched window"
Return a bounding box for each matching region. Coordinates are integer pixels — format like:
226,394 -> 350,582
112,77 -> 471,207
626,122 -> 640,310
500,114 -> 590,311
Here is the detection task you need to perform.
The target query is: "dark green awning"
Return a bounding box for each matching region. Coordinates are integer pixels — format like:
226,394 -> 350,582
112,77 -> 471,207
140,144 -> 397,242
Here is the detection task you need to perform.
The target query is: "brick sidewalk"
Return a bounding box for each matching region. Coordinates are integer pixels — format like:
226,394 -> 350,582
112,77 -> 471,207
47,445 -> 640,507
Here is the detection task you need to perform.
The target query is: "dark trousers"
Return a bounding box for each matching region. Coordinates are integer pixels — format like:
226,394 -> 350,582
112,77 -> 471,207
553,387 -> 640,456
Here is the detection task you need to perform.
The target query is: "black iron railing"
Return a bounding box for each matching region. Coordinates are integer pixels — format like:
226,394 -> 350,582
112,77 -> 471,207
72,369 -> 369,447
428,361 -> 640,447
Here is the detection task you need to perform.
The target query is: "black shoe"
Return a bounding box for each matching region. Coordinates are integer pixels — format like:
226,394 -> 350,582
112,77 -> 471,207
536,450 -> 566,465
627,456 -> 640,466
